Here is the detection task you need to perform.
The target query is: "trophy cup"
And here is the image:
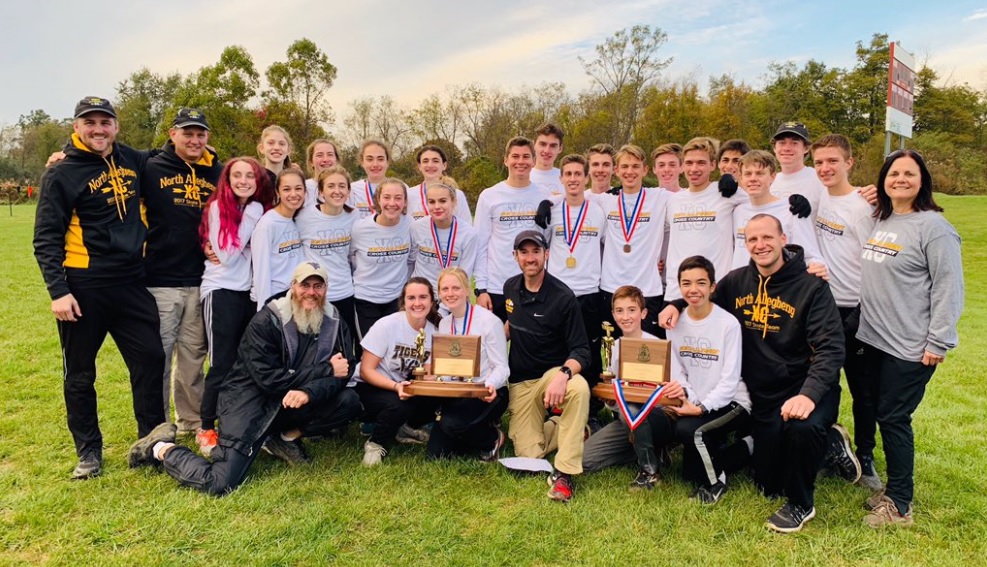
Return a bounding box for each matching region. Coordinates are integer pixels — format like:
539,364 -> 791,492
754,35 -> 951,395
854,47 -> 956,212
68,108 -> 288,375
600,321 -> 616,380
411,328 -> 427,378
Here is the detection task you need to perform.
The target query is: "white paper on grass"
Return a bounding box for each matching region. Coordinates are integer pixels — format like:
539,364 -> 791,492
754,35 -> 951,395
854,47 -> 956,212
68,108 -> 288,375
498,457 -> 553,474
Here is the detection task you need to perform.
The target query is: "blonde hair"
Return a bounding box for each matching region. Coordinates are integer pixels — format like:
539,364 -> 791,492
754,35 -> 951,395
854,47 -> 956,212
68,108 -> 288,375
615,144 -> 647,164
257,125 -> 294,167
437,266 -> 470,292
372,177 -> 408,215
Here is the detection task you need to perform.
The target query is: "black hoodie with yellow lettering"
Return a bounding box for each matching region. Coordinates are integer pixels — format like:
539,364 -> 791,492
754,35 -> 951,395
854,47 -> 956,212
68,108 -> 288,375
712,245 -> 844,412
141,142 -> 222,287
34,135 -> 148,300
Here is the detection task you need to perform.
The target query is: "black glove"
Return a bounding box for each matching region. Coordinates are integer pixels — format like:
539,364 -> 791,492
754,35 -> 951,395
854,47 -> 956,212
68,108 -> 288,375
607,185 -> 622,196
843,305 -> 861,338
717,174 -> 738,198
788,194 -> 811,218
534,199 -> 552,229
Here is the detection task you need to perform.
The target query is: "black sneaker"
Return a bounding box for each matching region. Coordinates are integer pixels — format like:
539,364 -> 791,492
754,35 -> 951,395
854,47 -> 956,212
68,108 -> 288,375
479,426 -> 505,463
766,501 -> 816,533
693,480 -> 728,504
128,422 -> 177,468
72,448 -> 102,480
262,435 -> 310,466
824,424 -> 861,483
628,469 -> 659,491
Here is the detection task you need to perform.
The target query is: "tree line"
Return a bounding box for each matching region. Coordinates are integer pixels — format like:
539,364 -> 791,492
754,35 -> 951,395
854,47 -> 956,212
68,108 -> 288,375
2,30 -> 985,203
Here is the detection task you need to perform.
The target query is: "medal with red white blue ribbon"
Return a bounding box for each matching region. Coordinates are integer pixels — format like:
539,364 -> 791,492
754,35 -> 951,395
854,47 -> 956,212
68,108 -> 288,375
617,189 -> 645,253
452,302 -> 474,336
364,181 -> 376,214
613,379 -> 666,431
430,217 -> 458,268
419,182 -> 428,217
562,201 -> 587,268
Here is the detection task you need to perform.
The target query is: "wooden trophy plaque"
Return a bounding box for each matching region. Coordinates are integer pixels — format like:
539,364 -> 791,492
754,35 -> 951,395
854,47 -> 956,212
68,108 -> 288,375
404,334 -> 488,398
591,337 -> 681,406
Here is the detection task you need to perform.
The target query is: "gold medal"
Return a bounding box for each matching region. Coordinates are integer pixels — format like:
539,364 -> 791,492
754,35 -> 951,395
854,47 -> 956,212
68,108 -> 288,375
623,244 -> 632,253
566,256 -> 576,269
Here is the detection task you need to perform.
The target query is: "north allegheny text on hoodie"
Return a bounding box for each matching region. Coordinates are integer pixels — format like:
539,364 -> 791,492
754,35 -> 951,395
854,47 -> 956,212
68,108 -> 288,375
713,245 -> 844,410
33,135 -> 149,299
142,143 -> 222,286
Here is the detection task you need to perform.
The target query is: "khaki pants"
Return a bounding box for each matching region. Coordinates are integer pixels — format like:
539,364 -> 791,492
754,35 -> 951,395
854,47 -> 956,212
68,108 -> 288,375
149,286 -> 207,432
508,367 -> 589,475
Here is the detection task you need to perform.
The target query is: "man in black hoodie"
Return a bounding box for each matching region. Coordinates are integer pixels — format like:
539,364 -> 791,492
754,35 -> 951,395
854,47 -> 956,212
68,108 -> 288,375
33,96 -> 165,480
142,108 -> 223,436
128,261 -> 361,496
661,214 -> 845,533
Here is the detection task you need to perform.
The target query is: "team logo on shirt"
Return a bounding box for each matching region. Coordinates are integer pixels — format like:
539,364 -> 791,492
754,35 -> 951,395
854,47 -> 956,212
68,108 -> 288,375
672,206 -> 717,229
309,229 -> 351,253
367,237 -> 411,263
552,225 -> 600,241
90,167 -> 138,205
278,239 -> 301,254
862,231 -> 901,263
505,298 -> 514,314
735,289 -> 796,338
815,209 -> 847,240
393,343 -> 432,373
498,204 -> 538,227
161,174 -> 215,208
678,336 -> 720,369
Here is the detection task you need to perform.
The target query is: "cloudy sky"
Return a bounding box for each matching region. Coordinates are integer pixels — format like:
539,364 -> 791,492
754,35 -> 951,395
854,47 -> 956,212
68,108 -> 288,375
2,0 -> 986,129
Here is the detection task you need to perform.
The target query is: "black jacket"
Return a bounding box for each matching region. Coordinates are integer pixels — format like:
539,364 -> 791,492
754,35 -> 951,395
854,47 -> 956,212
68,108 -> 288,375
34,135 -> 149,299
142,142 -> 223,287
712,245 -> 844,410
504,272 -> 591,383
216,297 -> 356,454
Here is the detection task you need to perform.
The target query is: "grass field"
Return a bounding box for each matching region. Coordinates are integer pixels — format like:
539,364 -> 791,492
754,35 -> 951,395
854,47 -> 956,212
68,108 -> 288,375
1,197 -> 985,566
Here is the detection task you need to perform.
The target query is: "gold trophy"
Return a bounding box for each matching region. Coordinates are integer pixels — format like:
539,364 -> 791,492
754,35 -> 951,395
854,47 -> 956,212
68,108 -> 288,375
600,321 -> 616,379
412,328 -> 427,377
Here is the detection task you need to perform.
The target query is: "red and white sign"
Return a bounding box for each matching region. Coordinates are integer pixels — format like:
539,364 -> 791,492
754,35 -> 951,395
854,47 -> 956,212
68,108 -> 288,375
886,42 -> 916,138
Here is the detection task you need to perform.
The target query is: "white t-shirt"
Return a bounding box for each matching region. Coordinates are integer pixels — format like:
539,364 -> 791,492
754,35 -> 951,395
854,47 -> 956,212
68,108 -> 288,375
250,209 -> 302,309
304,178 -> 319,208
347,179 -> 377,219
771,166 -> 825,219
410,216 -> 479,292
530,167 -> 563,196
731,199 -> 826,270
406,182 -> 474,224
201,201 -> 263,297
350,214 -> 412,302
295,204 -> 357,301
815,190 -> 876,307
592,188 -> 672,296
473,181 -> 552,294
546,198 -> 606,296
666,305 -> 750,412
663,185 -> 738,300
437,304 -> 509,389
353,311 -> 437,385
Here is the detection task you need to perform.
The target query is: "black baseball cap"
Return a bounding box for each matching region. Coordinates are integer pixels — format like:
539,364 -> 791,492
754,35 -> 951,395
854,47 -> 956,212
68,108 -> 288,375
172,108 -> 209,130
772,121 -> 810,143
513,230 -> 548,250
74,96 -> 117,119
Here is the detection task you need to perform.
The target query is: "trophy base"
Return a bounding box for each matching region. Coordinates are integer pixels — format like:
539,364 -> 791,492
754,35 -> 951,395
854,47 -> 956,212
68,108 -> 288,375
405,381 -> 489,398
592,381 -> 682,406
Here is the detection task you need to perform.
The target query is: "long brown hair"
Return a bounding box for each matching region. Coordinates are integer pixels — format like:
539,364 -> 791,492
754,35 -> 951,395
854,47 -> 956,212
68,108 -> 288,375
399,276 -> 441,327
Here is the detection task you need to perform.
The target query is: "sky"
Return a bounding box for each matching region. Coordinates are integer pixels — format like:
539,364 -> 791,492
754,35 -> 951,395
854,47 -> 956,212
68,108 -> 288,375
1,0 -> 986,130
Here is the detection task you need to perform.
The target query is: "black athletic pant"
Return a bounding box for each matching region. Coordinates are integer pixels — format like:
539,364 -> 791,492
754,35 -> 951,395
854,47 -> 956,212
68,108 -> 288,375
58,284 -> 165,457
427,388 -> 509,458
839,306 -> 875,458
200,289 -> 255,430
330,294 -> 359,357
163,388 -> 361,496
354,297 -> 399,340
600,291 -> 666,339
750,387 -> 839,509
674,402 -> 752,487
354,382 -> 439,448
864,346 -> 935,515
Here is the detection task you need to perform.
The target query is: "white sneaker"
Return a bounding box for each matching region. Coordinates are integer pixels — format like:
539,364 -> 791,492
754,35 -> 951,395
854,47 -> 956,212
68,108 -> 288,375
396,424 -> 430,445
363,441 -> 387,467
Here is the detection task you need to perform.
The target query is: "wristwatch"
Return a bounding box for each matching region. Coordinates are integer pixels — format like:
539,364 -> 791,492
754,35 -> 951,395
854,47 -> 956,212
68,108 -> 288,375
560,366 -> 573,380
696,402 -> 709,416
474,288 -> 487,296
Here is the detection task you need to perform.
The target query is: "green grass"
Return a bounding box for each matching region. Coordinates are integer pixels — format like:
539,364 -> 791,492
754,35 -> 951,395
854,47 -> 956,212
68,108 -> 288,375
2,198 -> 986,566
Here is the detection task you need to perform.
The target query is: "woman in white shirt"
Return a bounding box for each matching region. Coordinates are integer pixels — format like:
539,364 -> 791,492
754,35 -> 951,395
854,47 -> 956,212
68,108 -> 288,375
430,267 -> 509,460
251,167 -> 305,309
411,183 -> 478,293
354,277 -> 441,466
350,178 -> 413,337
407,145 -> 472,222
